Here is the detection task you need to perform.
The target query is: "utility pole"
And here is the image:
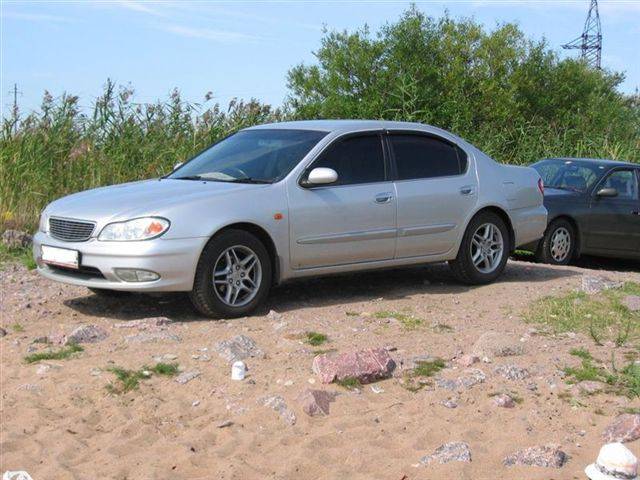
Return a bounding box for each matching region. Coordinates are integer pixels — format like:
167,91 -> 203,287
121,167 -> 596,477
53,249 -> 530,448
9,83 -> 22,134
562,0 -> 603,70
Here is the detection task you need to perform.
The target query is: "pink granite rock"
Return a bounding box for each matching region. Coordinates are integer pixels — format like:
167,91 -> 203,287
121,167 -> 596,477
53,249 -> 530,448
312,348 -> 395,384
503,444 -> 567,468
297,389 -> 337,417
493,394 -> 515,408
602,414 -> 640,443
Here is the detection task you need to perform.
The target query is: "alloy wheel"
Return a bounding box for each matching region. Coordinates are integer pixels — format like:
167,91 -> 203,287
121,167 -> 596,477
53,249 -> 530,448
550,227 -> 571,262
470,223 -> 504,274
213,245 -> 262,307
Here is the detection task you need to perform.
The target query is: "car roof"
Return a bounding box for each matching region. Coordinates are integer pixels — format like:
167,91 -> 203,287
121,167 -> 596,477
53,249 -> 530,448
539,157 -> 637,168
245,119 -> 438,133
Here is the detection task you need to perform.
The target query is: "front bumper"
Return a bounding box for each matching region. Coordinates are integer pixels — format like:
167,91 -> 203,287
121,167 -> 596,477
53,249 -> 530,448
33,231 -> 208,292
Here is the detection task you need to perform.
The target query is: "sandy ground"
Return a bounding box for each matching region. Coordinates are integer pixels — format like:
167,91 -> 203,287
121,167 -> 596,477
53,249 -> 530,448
1,257 -> 639,480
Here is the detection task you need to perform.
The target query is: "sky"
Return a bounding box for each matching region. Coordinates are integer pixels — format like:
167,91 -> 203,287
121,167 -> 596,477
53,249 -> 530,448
1,0 -> 639,118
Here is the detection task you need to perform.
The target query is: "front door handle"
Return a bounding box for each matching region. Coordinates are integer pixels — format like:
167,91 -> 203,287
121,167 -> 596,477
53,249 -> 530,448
375,193 -> 393,204
460,185 -> 476,196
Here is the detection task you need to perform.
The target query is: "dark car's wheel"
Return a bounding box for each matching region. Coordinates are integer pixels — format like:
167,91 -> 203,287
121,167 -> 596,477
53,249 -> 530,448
88,287 -> 130,297
535,218 -> 576,265
189,229 -> 272,318
449,211 -> 510,285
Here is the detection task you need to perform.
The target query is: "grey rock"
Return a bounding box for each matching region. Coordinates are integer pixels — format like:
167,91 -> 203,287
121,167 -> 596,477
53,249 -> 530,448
420,441 -> 472,465
175,371 -> 201,385
575,380 -> 603,395
297,389 -> 337,417
1,229 -> 33,249
493,394 -> 515,408
442,399 -> 458,409
622,295 -> 640,312
216,420 -> 233,428
602,414 -> 640,443
472,332 -> 524,358
66,324 -> 108,344
0,327 -> 6,337
495,364 -> 531,381
503,444 -> 567,468
581,275 -> 622,294
215,334 -> 264,363
259,395 -> 296,425
125,331 -> 181,343
436,368 -> 486,391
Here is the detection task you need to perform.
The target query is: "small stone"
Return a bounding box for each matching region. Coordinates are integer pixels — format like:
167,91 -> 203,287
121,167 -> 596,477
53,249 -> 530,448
575,380 -> 603,395
125,332 -> 181,343
436,368 -> 486,391
90,368 -> 102,376
503,444 -> 567,468
370,385 -> 384,394
284,380 -> 294,387
36,364 -> 50,375
259,395 -> 296,425
622,295 -> 640,312
602,414 -> 640,443
192,400 -> 200,407
495,364 -> 530,381
493,394 -> 515,408
215,334 -> 264,363
308,378 -> 316,384
581,275 -> 622,294
442,399 -> 458,409
312,348 -> 396,384
66,324 -> 108,344
216,420 -> 233,428
457,354 -> 479,367
420,442 -> 471,465
297,389 -> 337,417
472,332 -> 524,358
176,371 -> 201,385
0,327 -> 7,337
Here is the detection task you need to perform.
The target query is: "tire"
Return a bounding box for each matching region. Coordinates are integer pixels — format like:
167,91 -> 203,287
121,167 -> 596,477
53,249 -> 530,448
189,229 -> 272,318
88,287 -> 130,297
449,211 -> 510,285
535,218 -> 576,265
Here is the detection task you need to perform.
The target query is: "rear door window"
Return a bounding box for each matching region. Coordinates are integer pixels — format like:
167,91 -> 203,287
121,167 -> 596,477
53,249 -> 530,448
389,134 -> 465,180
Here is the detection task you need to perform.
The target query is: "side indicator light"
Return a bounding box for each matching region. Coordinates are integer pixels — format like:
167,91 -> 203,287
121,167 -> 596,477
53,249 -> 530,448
274,213 -> 284,221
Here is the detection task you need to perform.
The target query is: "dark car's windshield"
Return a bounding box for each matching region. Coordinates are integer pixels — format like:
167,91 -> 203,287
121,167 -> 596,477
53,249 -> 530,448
169,129 -> 328,183
532,159 -> 605,192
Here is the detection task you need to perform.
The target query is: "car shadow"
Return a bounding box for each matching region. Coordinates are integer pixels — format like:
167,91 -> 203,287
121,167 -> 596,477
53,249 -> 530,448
64,260 -> 579,321
513,253 -> 640,273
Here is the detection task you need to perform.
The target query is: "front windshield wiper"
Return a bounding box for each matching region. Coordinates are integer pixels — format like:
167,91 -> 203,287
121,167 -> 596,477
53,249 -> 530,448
174,175 -> 205,181
223,177 -> 273,184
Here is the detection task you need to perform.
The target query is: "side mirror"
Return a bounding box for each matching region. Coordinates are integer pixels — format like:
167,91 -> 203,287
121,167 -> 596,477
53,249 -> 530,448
304,167 -> 338,187
596,187 -> 618,198
173,162 -> 183,171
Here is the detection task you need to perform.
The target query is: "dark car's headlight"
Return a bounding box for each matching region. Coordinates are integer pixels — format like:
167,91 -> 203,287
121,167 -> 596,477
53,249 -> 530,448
98,217 -> 170,241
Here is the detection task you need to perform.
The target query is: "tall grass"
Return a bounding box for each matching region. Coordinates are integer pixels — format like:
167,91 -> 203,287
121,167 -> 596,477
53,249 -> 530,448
0,80 -> 282,231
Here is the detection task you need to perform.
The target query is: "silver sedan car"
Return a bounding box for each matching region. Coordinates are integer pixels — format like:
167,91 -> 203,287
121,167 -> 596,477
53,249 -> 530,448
34,120 -> 547,317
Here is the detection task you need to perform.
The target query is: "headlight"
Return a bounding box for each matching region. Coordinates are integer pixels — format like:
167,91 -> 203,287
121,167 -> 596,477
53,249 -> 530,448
39,211 -> 49,233
98,217 -> 170,241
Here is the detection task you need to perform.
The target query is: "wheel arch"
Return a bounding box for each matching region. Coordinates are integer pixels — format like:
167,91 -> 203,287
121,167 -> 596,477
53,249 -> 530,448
207,222 -> 281,285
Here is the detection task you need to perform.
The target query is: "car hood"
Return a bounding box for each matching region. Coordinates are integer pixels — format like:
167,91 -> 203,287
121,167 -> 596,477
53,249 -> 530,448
46,178 -> 262,222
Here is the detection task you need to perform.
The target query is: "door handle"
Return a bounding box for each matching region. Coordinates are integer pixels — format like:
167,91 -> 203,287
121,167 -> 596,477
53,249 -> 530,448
375,193 -> 393,204
460,185 -> 476,196
632,211 -> 640,216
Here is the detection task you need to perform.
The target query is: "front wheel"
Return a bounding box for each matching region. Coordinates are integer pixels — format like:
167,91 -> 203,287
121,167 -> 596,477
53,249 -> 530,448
449,211 -> 510,285
189,229 -> 272,318
535,219 -> 576,265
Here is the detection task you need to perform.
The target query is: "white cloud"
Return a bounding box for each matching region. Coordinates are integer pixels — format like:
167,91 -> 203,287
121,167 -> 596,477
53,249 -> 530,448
114,0 -> 168,18
162,24 -> 261,43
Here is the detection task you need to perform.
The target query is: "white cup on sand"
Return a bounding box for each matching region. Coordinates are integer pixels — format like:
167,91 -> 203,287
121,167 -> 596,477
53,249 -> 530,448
231,361 -> 246,380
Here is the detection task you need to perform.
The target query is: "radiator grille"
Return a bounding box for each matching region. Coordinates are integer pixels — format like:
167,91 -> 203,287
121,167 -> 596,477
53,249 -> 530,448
49,217 -> 95,242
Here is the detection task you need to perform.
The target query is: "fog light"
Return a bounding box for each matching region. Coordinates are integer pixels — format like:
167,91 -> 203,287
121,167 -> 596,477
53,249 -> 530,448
114,268 -> 160,282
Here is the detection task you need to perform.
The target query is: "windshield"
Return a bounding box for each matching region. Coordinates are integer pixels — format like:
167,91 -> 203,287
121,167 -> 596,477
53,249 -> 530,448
532,159 -> 605,192
168,129 -> 328,183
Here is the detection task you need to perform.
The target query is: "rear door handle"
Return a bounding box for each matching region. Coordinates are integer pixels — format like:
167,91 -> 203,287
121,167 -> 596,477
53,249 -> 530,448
460,185 -> 476,196
375,192 -> 393,204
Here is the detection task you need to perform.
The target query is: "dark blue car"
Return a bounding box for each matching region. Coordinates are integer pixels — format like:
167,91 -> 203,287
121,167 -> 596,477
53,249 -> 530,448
528,158 -> 640,264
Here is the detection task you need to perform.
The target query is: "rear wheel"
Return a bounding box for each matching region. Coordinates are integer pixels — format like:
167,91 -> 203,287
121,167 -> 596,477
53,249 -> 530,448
449,211 -> 510,285
189,229 -> 272,318
535,219 -> 576,265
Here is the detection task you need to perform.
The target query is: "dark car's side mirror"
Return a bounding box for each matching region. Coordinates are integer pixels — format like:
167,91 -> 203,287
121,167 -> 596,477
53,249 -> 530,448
596,187 -> 618,198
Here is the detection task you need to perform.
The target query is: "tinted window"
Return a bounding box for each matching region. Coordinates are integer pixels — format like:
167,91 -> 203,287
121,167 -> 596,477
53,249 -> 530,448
602,170 -> 638,200
390,134 -> 463,180
310,134 -> 385,185
169,129 -> 328,183
533,159 -> 601,192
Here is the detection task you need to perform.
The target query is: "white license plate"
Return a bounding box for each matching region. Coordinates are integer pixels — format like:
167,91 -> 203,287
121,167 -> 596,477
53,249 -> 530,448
41,245 -> 80,269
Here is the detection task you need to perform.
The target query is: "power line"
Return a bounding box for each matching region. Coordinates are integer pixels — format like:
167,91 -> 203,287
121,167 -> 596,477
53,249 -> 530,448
562,0 -> 602,70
